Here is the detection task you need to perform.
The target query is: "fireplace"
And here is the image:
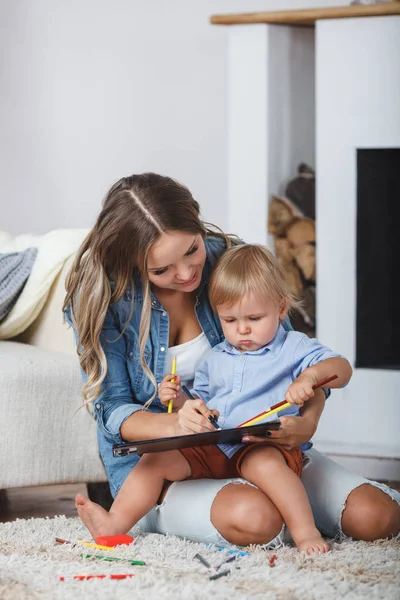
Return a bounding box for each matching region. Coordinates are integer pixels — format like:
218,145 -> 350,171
356,148 -> 400,370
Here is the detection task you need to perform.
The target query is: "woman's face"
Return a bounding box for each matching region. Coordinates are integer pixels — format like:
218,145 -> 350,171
147,231 -> 206,292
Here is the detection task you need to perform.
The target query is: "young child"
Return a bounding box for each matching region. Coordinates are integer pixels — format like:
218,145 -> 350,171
76,244 -> 352,553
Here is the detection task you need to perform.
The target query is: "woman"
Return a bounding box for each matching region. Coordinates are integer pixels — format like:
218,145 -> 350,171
64,173 -> 399,548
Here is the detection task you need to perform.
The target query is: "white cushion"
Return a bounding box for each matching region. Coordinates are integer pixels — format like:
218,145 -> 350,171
15,256 -> 77,356
0,341 -> 106,488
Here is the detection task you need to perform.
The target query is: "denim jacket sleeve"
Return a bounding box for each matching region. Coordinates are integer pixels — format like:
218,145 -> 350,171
95,323 -> 144,445
65,304 -> 143,445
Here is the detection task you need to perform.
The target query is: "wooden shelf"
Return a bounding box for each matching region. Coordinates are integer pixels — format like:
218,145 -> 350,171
210,3 -> 400,27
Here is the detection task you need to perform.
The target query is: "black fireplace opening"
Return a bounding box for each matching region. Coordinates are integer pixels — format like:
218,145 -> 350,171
356,148 -> 400,370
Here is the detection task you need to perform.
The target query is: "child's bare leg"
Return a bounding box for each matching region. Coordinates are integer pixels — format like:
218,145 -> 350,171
76,450 -> 190,539
240,446 -> 328,554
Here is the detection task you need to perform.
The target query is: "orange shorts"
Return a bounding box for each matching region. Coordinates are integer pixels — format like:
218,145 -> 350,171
179,443 -> 303,480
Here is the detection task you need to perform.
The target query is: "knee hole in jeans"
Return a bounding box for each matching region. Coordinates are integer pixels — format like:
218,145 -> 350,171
210,483 -> 283,545
341,483 -> 400,541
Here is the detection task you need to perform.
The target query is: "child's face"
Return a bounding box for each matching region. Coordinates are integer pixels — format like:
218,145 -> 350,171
217,293 -> 287,352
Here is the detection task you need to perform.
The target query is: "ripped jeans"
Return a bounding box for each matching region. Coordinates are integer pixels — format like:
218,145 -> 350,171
137,448 -> 400,548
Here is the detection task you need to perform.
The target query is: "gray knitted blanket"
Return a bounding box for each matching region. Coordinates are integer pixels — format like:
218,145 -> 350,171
0,248 -> 37,322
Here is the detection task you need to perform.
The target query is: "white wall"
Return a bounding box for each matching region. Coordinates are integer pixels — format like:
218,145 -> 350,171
0,0 -> 345,235
313,15 -> 400,476
227,24 -> 315,245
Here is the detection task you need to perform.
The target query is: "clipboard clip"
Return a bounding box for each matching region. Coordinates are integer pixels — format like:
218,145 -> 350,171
113,446 -> 140,457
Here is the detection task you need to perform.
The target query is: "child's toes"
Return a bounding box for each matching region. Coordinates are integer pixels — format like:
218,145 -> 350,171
307,541 -> 329,555
320,541 -> 329,553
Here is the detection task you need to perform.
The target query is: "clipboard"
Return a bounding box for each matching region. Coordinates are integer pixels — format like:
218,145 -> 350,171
112,420 -> 281,457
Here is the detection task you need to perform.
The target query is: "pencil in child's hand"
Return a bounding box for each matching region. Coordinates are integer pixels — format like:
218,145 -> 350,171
182,385 -> 221,430
208,415 -> 221,430
168,355 -> 177,414
237,374 -> 338,428
181,385 -> 194,399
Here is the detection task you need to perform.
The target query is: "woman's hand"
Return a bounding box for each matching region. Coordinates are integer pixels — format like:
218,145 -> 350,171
241,388 -> 325,450
241,414 -> 318,450
174,398 -> 220,436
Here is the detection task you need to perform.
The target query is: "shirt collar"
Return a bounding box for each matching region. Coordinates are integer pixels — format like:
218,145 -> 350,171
217,324 -> 287,357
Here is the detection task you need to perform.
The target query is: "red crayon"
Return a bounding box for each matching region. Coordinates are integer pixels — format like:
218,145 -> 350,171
95,534 -> 134,547
59,574 -> 135,581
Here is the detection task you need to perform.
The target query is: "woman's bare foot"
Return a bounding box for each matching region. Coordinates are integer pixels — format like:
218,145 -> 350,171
296,532 -> 329,554
75,494 -> 121,540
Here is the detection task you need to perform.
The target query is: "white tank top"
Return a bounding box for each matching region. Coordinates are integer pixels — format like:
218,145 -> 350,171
165,332 -> 211,388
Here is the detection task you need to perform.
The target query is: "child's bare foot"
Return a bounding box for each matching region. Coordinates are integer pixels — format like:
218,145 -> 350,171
296,533 -> 329,555
75,493 -> 120,540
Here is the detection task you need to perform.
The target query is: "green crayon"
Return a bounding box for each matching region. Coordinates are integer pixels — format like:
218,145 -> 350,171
209,569 -> 230,580
80,553 -> 145,566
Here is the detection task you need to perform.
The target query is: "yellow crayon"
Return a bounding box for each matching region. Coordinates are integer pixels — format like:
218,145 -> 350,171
79,542 -> 115,552
167,355 -> 177,414
55,537 -> 115,552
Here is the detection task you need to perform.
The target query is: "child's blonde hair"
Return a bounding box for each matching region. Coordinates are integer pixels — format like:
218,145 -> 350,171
209,244 -> 298,313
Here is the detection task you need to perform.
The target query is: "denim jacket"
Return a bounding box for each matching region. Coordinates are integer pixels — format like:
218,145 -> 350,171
67,236 -> 232,495
67,235 -> 315,497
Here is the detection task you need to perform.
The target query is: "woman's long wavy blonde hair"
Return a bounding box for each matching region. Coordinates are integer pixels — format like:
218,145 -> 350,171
63,173 -> 231,407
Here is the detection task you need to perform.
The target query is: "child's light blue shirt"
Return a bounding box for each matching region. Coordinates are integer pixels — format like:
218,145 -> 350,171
192,325 -> 343,458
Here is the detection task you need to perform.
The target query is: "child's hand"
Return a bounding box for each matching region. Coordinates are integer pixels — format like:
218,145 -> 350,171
158,374 -> 186,411
285,374 -> 318,407
158,373 -> 181,407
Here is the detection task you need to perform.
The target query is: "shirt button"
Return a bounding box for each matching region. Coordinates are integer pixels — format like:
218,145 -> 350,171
152,300 -> 157,306
95,404 -> 101,410
160,346 -> 166,352
210,334 -> 215,339
128,351 -> 133,357
162,311 -> 167,317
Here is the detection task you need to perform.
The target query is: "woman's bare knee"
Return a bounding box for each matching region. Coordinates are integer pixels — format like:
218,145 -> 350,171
342,484 -> 400,541
210,484 -> 283,546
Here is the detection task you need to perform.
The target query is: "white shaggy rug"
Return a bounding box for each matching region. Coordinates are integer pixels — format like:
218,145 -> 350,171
0,516 -> 399,600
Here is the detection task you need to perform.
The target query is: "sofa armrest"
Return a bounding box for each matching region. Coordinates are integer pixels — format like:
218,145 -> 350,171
15,255 -> 76,356
0,341 -> 106,488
